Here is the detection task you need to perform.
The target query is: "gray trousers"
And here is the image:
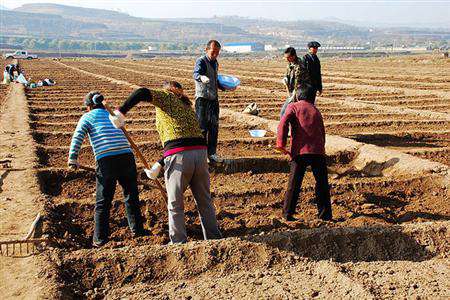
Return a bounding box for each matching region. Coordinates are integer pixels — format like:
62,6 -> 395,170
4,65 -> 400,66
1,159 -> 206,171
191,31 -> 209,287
164,149 -> 222,243
280,94 -> 295,118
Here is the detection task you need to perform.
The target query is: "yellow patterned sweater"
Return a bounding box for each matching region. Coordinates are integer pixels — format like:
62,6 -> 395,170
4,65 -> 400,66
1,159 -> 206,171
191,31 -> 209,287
119,87 -> 206,156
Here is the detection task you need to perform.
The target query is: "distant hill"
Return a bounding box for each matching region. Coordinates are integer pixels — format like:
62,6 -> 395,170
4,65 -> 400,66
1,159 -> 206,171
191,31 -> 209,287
1,10 -> 108,38
12,4 -> 262,43
3,3 -> 448,48
15,3 -> 135,23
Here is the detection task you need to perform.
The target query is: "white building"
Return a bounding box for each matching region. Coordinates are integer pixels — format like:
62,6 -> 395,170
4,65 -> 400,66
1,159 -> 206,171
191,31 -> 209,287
140,45 -> 155,53
264,44 -> 275,51
223,43 -> 265,53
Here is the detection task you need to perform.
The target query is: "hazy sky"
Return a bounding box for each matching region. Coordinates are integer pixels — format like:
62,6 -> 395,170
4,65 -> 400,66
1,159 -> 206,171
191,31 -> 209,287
2,0 -> 449,27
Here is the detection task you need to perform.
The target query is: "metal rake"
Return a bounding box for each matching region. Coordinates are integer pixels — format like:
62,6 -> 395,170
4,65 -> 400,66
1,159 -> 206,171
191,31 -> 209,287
0,213 -> 49,257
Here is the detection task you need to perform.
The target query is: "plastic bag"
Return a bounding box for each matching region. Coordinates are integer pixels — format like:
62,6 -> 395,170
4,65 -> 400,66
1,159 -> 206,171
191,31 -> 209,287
243,102 -> 259,116
17,74 -> 28,84
2,71 -> 10,84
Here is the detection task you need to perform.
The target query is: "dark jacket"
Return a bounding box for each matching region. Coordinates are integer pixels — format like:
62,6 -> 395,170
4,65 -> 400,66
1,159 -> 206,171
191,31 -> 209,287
301,53 -> 322,92
193,55 -> 225,100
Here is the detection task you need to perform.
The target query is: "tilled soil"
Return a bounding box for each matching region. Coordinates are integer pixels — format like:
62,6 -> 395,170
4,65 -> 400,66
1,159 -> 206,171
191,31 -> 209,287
44,221 -> 449,299
15,56 -> 450,298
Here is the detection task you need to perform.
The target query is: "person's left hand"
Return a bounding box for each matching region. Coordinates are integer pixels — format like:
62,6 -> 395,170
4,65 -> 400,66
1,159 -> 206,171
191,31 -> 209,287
68,159 -> 79,170
109,110 -> 126,128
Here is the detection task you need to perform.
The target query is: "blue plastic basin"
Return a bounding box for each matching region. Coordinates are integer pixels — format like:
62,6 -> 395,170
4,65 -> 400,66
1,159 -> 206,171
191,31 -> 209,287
218,74 -> 240,90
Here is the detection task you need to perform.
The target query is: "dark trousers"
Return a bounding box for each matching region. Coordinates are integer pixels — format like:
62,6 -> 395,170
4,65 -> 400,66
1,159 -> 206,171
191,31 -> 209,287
94,153 -> 144,244
283,154 -> 332,220
195,97 -> 219,156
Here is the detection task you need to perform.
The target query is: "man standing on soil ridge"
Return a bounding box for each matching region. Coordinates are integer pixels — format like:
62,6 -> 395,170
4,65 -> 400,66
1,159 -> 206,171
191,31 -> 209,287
68,91 -> 145,247
276,85 -> 332,222
301,41 -> 323,103
193,40 -> 228,163
109,83 -> 222,244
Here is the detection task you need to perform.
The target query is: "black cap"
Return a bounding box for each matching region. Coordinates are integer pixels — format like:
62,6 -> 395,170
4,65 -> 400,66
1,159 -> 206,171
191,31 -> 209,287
84,91 -> 104,106
307,41 -> 321,48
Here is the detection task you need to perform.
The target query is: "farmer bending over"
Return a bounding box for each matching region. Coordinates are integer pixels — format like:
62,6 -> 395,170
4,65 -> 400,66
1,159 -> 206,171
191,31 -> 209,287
276,86 -> 332,222
68,91 -> 145,247
109,82 -> 222,244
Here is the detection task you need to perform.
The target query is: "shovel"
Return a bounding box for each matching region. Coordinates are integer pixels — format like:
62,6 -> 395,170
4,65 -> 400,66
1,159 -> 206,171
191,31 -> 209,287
103,103 -> 167,201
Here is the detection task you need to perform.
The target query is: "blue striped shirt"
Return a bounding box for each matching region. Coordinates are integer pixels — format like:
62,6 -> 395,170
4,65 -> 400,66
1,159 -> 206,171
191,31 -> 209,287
69,108 -> 132,161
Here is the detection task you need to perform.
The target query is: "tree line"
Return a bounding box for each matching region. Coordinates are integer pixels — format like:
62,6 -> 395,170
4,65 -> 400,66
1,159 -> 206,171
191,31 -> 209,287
0,36 -> 201,52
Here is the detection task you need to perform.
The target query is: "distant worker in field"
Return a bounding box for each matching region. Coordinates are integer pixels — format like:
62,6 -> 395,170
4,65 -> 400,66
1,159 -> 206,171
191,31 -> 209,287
193,40 -> 229,163
68,91 -> 145,247
280,47 -> 307,117
4,63 -> 20,82
276,85 -> 332,222
302,41 -> 323,103
109,82 -> 222,244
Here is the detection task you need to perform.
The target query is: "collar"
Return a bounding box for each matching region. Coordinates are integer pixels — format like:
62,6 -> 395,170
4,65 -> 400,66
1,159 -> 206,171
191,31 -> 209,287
205,55 -> 216,63
289,57 -> 300,67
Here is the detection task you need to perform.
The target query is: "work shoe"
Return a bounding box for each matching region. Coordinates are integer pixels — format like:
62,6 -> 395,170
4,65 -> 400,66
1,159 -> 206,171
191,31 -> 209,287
284,215 -> 297,222
318,210 -> 332,221
92,240 -> 107,248
208,154 -> 223,163
132,229 -> 150,238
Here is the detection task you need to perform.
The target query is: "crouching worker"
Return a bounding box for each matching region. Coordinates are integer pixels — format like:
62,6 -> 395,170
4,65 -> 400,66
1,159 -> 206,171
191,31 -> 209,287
276,87 -> 332,222
68,91 -> 145,247
109,82 -> 222,244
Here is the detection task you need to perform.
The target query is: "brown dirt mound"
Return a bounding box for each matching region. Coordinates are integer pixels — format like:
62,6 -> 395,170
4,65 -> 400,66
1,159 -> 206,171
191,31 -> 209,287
43,221 -> 449,298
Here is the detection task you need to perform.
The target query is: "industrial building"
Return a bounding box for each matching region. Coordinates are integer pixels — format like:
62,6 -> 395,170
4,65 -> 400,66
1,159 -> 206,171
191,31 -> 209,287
223,42 -> 265,53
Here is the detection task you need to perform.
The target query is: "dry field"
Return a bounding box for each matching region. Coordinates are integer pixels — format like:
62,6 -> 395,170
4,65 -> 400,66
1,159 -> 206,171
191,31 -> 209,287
0,59 -> 11,112
0,54 -> 449,299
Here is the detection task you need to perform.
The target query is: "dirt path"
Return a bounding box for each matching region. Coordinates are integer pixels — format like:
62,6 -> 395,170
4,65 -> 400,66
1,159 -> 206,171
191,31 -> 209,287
0,83 -> 46,298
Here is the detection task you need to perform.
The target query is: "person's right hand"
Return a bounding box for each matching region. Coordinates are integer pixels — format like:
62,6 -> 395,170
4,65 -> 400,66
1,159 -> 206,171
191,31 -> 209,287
109,109 -> 126,128
200,76 -> 210,84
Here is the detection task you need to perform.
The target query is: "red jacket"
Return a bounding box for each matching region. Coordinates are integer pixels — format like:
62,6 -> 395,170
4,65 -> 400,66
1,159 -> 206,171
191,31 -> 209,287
277,100 -> 326,157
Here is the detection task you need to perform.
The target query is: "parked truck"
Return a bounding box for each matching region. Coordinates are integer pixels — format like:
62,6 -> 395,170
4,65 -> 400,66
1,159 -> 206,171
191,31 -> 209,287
3,50 -> 38,60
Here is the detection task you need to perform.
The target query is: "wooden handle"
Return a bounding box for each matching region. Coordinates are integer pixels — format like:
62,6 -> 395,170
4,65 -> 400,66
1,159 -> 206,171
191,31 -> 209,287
78,164 -> 159,190
103,103 -> 167,200
24,213 -> 41,240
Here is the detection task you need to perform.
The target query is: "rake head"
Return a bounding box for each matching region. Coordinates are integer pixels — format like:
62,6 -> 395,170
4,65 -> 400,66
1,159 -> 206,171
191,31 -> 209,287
0,213 -> 47,257
0,238 -> 48,257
